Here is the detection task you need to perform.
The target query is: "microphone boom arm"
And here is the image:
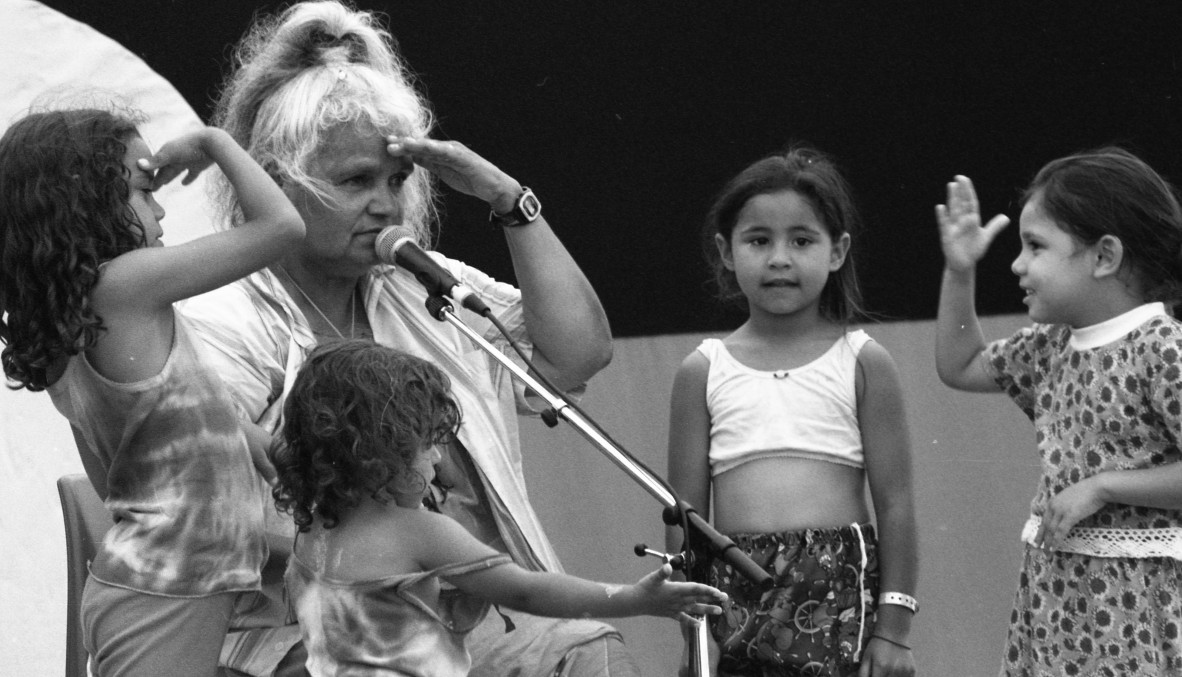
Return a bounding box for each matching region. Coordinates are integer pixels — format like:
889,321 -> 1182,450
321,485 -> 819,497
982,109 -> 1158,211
427,297 -> 772,591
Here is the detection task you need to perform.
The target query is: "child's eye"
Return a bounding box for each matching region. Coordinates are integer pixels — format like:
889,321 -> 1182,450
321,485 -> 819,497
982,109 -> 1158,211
792,237 -> 814,247
389,173 -> 409,188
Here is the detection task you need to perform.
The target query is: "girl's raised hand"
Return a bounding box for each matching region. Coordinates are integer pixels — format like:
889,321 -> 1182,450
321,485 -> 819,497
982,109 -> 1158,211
634,563 -> 727,623
935,175 -> 1010,273
140,129 -> 218,190
385,136 -> 520,213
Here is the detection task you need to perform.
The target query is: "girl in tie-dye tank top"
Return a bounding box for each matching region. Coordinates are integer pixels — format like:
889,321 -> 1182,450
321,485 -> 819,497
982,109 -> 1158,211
0,105 -> 304,676
271,340 -> 728,677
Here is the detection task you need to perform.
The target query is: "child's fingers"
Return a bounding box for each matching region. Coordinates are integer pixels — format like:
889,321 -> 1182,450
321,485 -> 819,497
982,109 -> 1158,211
955,174 -> 978,201
672,602 -> 722,623
150,164 -> 185,190
180,165 -> 205,186
636,563 -> 671,588
644,562 -> 673,584
982,214 -> 1011,239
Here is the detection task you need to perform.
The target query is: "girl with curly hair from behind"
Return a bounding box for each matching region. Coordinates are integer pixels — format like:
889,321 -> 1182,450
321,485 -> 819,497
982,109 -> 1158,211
0,105 -> 303,676
272,340 -> 727,677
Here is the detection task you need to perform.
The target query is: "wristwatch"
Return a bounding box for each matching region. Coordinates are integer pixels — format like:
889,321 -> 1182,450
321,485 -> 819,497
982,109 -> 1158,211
489,187 -> 542,228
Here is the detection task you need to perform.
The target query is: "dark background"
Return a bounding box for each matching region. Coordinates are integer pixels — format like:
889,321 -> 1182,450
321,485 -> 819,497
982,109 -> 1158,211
44,1 -> 1182,337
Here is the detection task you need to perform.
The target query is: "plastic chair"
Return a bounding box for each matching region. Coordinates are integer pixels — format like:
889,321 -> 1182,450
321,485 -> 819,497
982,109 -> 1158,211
57,474 -> 111,677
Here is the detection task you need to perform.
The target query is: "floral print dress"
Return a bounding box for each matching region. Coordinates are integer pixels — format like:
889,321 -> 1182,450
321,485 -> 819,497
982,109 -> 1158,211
984,308 -> 1182,677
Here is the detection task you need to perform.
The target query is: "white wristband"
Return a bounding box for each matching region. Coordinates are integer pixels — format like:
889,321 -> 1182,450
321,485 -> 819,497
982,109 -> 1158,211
878,592 -> 918,614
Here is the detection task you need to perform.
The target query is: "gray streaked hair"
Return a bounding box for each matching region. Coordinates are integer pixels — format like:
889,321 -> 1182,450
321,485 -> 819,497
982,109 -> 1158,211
212,0 -> 438,245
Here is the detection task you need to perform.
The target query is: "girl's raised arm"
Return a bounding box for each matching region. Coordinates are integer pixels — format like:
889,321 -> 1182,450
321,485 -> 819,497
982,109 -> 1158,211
93,127 -> 303,314
934,175 -> 1009,392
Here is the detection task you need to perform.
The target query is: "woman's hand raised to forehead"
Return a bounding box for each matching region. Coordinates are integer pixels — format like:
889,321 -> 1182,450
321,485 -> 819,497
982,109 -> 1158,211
386,136 -> 522,213
935,175 -> 1010,274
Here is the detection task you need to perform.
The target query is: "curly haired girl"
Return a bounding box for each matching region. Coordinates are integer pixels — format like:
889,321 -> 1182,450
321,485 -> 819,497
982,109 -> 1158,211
272,340 -> 727,676
0,105 -> 303,676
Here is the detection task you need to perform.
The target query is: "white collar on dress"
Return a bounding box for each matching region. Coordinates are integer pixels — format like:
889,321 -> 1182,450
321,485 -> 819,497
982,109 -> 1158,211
1069,302 -> 1167,350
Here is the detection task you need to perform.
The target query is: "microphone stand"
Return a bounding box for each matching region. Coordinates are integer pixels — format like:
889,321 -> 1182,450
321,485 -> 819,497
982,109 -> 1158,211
423,295 -> 772,677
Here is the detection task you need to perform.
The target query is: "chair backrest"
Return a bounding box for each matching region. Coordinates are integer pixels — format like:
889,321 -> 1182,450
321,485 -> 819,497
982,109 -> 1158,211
56,474 -> 111,677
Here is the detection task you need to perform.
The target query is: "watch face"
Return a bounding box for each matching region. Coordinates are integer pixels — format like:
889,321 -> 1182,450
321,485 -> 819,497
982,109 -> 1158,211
519,192 -> 542,220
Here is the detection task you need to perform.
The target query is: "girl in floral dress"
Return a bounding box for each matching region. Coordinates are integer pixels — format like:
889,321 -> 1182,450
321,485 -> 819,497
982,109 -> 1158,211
936,147 -> 1182,676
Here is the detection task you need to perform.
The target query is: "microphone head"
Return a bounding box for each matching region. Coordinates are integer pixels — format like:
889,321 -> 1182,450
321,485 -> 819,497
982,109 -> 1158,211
375,225 -> 415,264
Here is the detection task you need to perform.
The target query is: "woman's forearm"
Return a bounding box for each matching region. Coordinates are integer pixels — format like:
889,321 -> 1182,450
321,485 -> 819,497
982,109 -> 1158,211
503,217 -> 612,387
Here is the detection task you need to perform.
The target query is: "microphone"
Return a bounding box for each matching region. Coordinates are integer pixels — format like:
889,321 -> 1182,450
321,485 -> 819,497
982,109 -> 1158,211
375,226 -> 490,316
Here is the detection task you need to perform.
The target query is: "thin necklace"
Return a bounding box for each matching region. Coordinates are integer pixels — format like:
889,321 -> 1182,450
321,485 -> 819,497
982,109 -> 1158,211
279,266 -> 354,339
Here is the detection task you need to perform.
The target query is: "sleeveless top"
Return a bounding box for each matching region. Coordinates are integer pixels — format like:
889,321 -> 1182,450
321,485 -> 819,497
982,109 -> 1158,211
285,551 -> 513,677
699,330 -> 870,476
47,309 -> 266,596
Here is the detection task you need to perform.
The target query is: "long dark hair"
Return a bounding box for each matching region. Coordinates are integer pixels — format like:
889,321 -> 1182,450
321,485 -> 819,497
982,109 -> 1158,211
703,145 -> 866,323
1024,146 -> 1182,309
0,108 -> 146,390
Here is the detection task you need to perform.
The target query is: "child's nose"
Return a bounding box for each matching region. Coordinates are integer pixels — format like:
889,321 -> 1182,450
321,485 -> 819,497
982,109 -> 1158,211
769,242 -> 792,266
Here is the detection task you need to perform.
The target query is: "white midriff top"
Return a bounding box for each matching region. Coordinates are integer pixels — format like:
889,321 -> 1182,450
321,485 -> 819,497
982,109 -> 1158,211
699,330 -> 870,476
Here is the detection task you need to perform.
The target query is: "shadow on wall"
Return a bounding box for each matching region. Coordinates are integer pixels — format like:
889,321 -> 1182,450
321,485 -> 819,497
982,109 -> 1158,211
521,314 -> 1037,677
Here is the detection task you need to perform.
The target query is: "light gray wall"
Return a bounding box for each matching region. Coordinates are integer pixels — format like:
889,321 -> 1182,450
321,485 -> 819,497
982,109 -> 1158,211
521,315 -> 1037,676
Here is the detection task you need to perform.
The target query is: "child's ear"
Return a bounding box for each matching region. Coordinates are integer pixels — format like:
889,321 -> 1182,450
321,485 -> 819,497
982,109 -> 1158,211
829,232 -> 851,272
714,233 -> 735,271
1092,234 -> 1124,279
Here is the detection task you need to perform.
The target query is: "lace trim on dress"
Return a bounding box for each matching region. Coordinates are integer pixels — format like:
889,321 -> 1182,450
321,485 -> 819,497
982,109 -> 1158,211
1021,515 -> 1182,560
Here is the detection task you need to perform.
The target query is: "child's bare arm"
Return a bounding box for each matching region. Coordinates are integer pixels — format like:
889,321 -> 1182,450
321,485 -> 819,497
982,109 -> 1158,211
242,421 -> 277,486
665,352 -> 712,558
416,510 -> 725,622
1038,462 -> 1182,551
934,175 -> 1009,392
95,127 -> 303,312
858,342 -> 918,677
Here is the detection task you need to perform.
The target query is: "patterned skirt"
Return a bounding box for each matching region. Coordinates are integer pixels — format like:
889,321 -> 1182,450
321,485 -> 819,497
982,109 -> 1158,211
1001,545 -> 1182,677
706,524 -> 879,677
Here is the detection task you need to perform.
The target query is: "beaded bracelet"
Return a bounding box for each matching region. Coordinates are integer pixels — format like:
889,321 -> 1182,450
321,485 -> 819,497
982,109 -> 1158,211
871,633 -> 912,651
878,591 -> 918,614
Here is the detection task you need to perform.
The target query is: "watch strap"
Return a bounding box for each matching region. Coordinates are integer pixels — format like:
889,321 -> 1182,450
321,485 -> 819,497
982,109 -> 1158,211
489,187 -> 541,228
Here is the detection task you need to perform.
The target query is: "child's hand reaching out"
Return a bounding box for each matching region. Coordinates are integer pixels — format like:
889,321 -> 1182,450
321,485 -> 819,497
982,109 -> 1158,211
936,175 -> 1011,272
633,563 -> 727,623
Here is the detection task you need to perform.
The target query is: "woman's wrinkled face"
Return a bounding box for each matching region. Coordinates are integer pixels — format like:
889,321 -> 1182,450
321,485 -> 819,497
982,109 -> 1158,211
285,124 -> 414,277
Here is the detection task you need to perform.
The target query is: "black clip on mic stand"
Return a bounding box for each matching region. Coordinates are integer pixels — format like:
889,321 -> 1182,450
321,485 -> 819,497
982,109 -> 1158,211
422,295 -> 771,676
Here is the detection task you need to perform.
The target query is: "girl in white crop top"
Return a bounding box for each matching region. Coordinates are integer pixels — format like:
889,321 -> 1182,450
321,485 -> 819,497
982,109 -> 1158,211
666,147 -> 918,677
